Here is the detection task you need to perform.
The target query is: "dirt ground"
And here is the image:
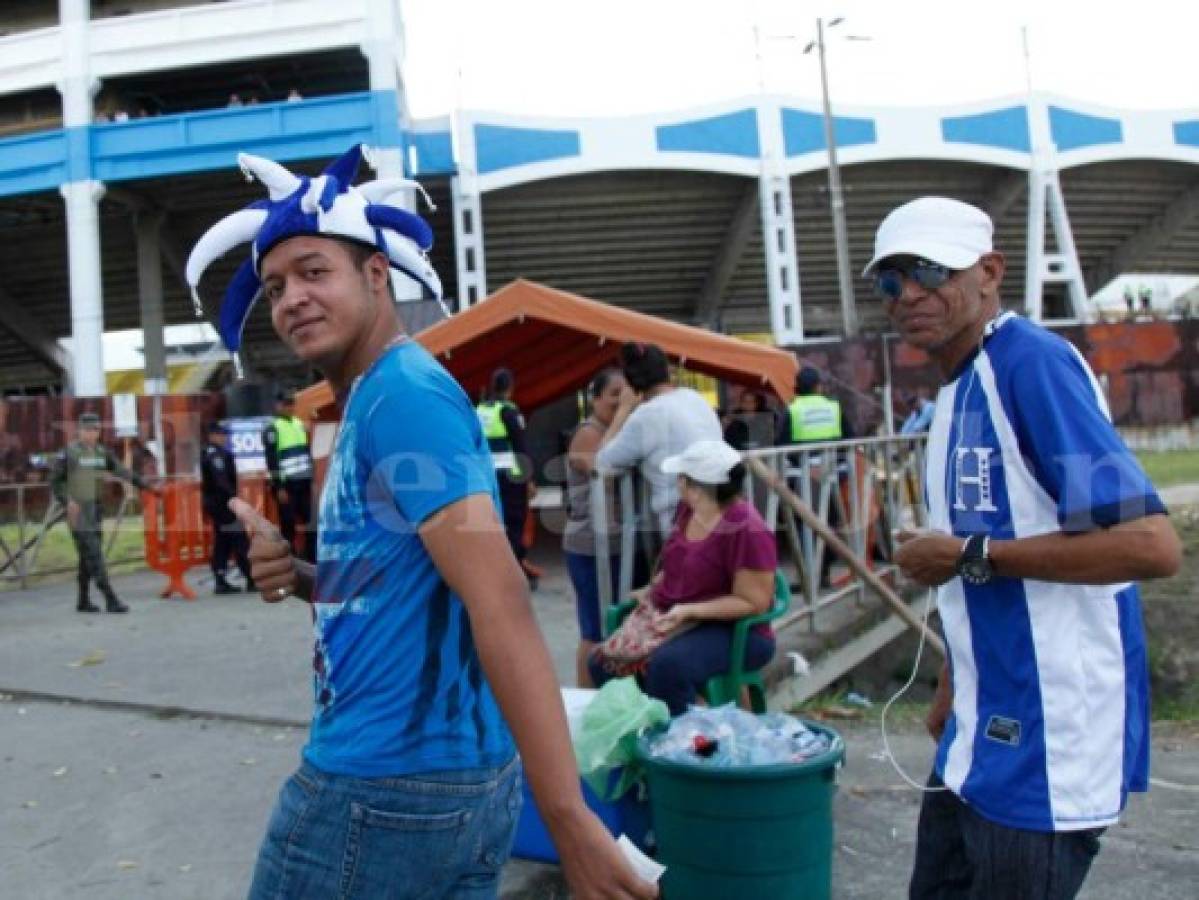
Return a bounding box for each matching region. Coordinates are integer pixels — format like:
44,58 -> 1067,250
1139,510 -> 1199,716
1,510 -> 1196,900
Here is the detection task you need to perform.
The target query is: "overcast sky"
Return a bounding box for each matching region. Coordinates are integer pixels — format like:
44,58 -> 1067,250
400,0 -> 1197,118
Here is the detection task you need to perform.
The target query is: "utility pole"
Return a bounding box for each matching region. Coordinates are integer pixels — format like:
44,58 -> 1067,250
814,17 -> 858,336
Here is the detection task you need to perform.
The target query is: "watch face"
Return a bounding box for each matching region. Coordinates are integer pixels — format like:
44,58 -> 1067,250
961,558 -> 993,585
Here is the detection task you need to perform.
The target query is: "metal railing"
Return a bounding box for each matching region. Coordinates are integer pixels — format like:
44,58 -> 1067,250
0,480 -> 149,590
590,434 -> 929,639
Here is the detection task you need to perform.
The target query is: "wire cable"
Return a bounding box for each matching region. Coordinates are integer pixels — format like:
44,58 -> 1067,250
879,587 -> 948,792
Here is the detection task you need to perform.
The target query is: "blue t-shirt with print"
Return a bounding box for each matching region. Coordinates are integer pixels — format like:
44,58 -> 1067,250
303,339 -> 514,777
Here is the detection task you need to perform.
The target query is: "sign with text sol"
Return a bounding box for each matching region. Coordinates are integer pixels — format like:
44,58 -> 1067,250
226,417 -> 271,473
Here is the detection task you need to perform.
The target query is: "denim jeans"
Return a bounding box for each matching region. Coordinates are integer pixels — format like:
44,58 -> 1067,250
565,551 -> 622,642
249,755 -> 522,900
909,774 -> 1104,900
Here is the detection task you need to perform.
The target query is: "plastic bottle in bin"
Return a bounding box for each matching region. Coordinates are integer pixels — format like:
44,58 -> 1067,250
692,735 -> 719,758
647,705 -> 831,766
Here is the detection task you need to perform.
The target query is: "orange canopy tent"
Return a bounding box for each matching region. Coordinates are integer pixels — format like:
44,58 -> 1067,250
297,279 -> 797,419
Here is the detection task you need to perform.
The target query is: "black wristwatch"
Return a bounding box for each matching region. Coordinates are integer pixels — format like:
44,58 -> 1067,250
956,534 -> 994,585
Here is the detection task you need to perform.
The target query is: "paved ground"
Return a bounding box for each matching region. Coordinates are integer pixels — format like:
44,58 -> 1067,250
1159,482 -> 1199,507
2,557 -> 1197,899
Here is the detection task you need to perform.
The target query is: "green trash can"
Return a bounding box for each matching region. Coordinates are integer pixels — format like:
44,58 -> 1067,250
635,720 -> 845,900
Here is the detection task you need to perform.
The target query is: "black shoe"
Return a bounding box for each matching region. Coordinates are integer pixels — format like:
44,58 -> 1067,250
105,599 -> 129,613
77,601 -> 101,614
213,579 -> 239,595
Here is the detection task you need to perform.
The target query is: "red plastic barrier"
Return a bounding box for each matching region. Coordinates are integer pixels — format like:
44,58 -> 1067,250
142,476 -> 274,600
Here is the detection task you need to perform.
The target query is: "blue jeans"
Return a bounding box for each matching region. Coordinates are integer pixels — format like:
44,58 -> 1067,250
249,755 -> 522,900
565,551 -> 622,642
909,774 -> 1103,900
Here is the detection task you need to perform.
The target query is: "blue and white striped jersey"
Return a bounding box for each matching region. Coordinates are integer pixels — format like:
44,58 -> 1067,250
926,312 -> 1163,832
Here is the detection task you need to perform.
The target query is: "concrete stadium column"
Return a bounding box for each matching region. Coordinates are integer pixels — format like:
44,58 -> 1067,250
135,213 -> 168,396
361,0 -> 406,149
362,1 -> 423,301
59,0 -> 93,128
1024,95 -> 1088,321
59,0 -> 107,396
756,99 -> 804,345
61,182 -> 106,396
60,180 -> 105,395
452,113 -> 488,310
362,0 -> 402,98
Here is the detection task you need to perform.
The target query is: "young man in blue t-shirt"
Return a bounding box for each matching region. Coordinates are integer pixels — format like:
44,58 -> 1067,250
188,148 -> 655,900
867,197 -> 1181,900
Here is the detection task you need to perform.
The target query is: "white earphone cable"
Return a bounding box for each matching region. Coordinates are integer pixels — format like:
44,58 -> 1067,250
877,328 -> 986,793
879,587 -> 948,792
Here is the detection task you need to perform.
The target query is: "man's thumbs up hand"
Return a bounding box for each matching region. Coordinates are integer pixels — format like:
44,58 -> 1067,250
229,498 -> 297,602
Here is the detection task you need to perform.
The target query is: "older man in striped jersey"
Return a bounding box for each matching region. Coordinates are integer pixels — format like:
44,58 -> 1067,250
868,197 -> 1181,900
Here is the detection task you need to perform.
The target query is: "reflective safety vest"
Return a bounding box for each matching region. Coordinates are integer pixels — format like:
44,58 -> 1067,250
788,395 -> 842,443
273,415 -> 313,480
476,401 -> 522,476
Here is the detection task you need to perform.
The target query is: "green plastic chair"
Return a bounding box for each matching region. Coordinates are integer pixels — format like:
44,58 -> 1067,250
604,571 -> 792,713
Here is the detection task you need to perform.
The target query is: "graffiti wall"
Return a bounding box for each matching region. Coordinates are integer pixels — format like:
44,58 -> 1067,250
0,394 -> 217,489
790,319 -> 1199,437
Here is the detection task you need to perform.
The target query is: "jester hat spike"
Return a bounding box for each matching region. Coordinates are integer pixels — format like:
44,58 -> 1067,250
185,144 -> 442,353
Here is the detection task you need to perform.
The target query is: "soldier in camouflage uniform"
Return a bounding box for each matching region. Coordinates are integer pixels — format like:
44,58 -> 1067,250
51,411 -> 158,613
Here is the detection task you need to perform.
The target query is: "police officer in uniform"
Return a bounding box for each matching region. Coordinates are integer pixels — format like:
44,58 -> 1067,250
51,411 -> 158,613
476,368 -> 542,583
262,391 -> 315,562
781,366 -> 847,444
779,366 -> 852,586
201,421 -> 254,594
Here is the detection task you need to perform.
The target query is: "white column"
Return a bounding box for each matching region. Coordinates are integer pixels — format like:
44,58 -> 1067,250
1024,94 -> 1089,322
135,212 -> 168,396
362,0 -> 402,96
59,0 -> 106,396
362,1 -> 426,301
757,97 -> 803,345
62,180 -> 107,396
452,111 -> 488,309
59,0 -> 93,128
1024,166 -> 1047,322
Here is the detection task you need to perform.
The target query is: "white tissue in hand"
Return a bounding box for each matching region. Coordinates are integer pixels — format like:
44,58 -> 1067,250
617,834 -> 665,883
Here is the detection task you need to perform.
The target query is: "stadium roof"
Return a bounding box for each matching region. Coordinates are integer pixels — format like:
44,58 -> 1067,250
0,87 -> 1197,390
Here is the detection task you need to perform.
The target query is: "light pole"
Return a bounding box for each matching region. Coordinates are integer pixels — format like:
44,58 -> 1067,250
805,18 -> 859,337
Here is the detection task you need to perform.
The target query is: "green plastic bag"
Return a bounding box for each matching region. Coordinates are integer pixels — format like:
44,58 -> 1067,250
574,677 -> 669,800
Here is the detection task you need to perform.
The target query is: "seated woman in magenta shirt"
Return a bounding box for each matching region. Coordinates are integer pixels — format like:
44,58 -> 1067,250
588,439 -> 777,714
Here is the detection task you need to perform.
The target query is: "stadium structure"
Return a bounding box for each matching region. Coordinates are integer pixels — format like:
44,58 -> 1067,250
1,0 -> 1198,395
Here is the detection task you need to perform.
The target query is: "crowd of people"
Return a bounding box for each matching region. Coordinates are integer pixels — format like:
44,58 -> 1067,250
94,87 -> 303,123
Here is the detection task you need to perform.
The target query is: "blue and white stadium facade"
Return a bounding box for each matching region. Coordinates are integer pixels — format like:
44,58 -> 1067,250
1,0 -> 1198,394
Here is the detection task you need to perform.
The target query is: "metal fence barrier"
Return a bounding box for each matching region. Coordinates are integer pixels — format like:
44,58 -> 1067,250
590,434 -> 929,641
0,480 -> 147,589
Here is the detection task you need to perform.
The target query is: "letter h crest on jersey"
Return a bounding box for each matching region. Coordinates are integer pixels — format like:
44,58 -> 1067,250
953,446 -> 998,513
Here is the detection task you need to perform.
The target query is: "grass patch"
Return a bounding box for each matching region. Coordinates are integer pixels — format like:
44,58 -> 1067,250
1154,693 -> 1199,722
792,689 -> 927,728
0,517 -> 148,588
1137,449 -> 1199,489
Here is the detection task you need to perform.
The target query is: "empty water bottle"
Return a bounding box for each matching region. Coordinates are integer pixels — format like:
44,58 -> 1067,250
645,705 -> 831,767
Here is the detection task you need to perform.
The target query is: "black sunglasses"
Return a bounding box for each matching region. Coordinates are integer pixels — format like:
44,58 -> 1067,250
872,258 -> 957,302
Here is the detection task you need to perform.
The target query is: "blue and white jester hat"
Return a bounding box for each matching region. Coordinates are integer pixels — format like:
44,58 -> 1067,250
185,144 -> 441,356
